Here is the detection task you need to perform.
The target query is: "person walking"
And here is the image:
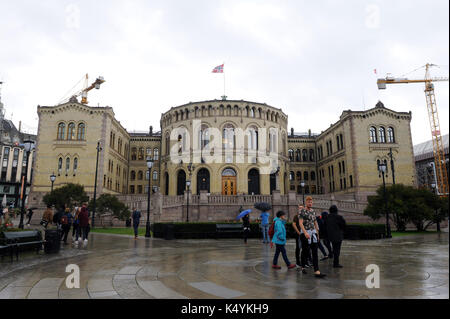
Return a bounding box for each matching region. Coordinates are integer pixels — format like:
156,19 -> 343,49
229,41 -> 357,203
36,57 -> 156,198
78,205 -> 90,245
41,205 -> 54,229
292,206 -> 303,267
326,205 -> 346,268
242,212 -> 251,244
272,211 -> 296,270
26,207 -> 34,226
132,208 -> 141,239
298,196 -> 326,278
72,207 -> 79,240
259,210 -> 270,244
60,208 -> 73,244
316,213 -> 333,260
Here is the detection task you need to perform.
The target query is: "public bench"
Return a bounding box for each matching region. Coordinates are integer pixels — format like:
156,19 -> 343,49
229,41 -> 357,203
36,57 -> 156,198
215,224 -> 244,239
0,230 -> 45,261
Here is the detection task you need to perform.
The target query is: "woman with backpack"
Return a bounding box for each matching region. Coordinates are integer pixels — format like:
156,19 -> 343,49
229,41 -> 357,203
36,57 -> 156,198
271,211 -> 296,270
60,208 -> 73,244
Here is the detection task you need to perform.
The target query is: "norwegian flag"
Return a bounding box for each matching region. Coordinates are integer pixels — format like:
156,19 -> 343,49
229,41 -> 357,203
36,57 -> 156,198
212,64 -> 224,73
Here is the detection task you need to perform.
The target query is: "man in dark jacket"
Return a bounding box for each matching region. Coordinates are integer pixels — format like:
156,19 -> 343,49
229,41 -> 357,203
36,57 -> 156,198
78,205 -> 90,244
326,205 -> 346,268
132,208 -> 141,239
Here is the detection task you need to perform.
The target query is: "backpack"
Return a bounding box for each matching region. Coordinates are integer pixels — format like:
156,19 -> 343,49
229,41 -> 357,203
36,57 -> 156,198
268,222 -> 275,240
61,215 -> 68,225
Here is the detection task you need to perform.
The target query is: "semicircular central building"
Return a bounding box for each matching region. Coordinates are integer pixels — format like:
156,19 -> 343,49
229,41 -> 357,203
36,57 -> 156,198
159,100 -> 289,196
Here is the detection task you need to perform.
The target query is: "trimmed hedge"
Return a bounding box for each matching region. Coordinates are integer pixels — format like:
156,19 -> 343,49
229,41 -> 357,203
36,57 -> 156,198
152,222 -> 386,240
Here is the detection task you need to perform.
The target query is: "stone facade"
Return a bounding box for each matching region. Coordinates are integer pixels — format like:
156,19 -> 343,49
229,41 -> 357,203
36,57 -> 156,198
28,98 -> 417,223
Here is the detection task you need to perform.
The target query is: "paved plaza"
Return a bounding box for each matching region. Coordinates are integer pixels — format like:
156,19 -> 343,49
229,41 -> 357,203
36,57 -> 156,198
0,232 -> 448,299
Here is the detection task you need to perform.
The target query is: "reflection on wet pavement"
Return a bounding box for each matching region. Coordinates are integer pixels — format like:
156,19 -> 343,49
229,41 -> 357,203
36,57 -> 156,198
0,232 -> 448,299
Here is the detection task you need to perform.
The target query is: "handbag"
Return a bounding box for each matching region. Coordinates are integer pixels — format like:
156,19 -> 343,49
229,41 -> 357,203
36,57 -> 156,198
40,219 -> 49,228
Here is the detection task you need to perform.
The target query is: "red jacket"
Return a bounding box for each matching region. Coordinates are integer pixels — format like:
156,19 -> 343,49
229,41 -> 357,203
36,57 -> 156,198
79,207 -> 90,227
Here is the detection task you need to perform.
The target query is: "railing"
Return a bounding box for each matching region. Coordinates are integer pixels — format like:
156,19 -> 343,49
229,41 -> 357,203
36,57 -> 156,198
208,195 -> 240,204
163,195 -> 184,206
242,195 -> 271,204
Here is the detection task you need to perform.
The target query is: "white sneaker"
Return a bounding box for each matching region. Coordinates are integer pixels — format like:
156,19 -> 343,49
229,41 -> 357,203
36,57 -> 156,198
84,239 -> 88,243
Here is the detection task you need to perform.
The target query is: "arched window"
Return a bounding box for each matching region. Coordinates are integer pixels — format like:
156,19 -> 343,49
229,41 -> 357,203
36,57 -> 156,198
73,158 -> 78,173
153,170 -> 158,181
223,124 -> 235,150
269,130 -> 277,153
198,125 -> 210,150
309,149 -> 314,162
234,106 -> 239,116
146,148 -> 152,156
65,157 -> 70,172
289,171 -> 295,181
153,148 -> 159,161
58,157 -> 63,173
302,149 -> 308,162
387,127 -> 395,143
304,171 -> 309,181
219,105 -> 224,116
138,171 -> 143,180
311,171 -> 316,181
250,107 -> 255,118
57,123 -> 65,140
130,170 -> 136,180
296,171 -> 302,180
379,127 -> 386,143
131,148 -> 137,161
227,105 -> 232,116
165,134 -> 170,155
67,123 -> 75,140
336,135 -> 340,150
248,126 -> 258,150
77,123 -> 85,140
340,134 -> 344,149
296,149 -> 301,162
138,148 -> 144,160
369,126 -> 377,143
288,149 -> 294,161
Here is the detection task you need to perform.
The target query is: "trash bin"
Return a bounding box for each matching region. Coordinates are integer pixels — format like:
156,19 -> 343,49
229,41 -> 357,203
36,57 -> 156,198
44,229 -> 61,254
164,224 -> 175,240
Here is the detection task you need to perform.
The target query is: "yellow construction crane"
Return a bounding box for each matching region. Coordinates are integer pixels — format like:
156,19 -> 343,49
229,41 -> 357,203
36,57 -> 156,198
59,74 -> 105,105
377,63 -> 449,196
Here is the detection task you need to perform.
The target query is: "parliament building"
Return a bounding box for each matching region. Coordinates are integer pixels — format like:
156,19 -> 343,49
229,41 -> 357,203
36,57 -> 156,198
29,97 -> 416,207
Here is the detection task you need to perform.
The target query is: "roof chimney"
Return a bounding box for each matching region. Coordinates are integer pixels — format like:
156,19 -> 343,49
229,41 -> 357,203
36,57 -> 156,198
291,128 -> 294,136
308,129 -> 311,137
149,126 -> 153,136
19,121 -> 22,132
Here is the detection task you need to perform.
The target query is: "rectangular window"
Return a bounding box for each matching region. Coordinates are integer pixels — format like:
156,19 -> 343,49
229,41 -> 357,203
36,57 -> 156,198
130,185 -> 135,194
344,178 -> 347,189
350,175 -> 353,188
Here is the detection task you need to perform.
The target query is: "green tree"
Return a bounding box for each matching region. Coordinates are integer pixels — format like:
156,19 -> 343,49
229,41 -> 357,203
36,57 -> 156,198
43,183 -> 89,210
364,184 -> 446,232
88,194 -> 130,227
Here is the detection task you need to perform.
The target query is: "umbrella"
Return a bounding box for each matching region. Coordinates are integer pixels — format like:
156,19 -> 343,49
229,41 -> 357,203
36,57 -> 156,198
236,209 -> 252,220
254,202 -> 271,212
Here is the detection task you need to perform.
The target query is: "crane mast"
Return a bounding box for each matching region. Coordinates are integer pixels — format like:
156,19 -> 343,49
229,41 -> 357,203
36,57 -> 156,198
377,63 -> 449,195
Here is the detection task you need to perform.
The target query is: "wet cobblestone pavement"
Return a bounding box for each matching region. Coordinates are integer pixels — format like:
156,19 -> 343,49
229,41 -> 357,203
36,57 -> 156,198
0,232 -> 448,299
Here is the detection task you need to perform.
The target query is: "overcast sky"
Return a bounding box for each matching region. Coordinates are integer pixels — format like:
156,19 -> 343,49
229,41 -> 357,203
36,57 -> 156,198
0,0 -> 448,145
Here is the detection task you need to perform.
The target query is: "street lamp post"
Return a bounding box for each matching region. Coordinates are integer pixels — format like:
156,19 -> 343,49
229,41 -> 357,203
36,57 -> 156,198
378,161 -> 392,238
145,156 -> 154,238
186,180 -> 191,223
186,163 -> 195,223
431,183 -> 440,232
300,180 -> 305,205
91,141 -> 102,229
50,172 -> 56,192
19,139 -> 35,229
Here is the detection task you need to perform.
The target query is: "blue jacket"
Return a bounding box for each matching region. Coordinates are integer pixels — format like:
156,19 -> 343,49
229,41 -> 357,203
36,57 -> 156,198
272,217 -> 287,245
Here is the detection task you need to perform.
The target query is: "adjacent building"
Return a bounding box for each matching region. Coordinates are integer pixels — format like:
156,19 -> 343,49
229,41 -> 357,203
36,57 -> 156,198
0,94 -> 36,208
414,134 -> 449,191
